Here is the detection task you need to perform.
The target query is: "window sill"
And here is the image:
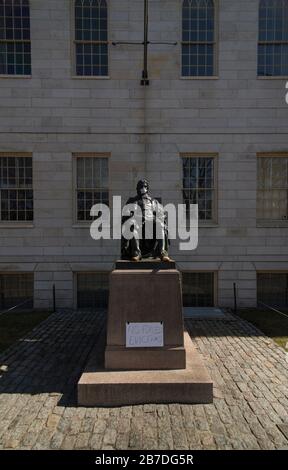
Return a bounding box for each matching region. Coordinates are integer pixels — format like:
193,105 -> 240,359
72,223 -> 110,228
0,223 -> 34,228
72,223 -> 91,228
256,221 -> 288,229
180,76 -> 219,80
0,75 -> 32,79
199,223 -> 219,228
257,220 -> 288,228
257,76 -> 288,80
71,76 -> 110,80
181,221 -> 219,228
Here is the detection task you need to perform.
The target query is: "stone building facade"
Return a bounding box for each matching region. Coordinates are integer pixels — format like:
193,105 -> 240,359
0,0 -> 287,311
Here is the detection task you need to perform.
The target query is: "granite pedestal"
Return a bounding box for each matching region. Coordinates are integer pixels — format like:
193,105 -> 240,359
105,265 -> 185,370
78,331 -> 213,406
78,260 -> 213,406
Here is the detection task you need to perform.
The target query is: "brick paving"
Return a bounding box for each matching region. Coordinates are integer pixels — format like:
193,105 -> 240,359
0,310 -> 287,450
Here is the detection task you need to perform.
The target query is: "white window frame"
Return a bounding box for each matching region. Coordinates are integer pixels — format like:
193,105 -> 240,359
180,0 -> 219,80
257,152 -> 288,227
71,0 -> 110,79
0,152 -> 33,226
180,152 -> 218,226
0,0 -> 32,78
72,152 -> 110,226
258,0 -> 288,79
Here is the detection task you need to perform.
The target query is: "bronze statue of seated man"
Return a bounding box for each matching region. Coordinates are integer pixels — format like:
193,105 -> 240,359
121,179 -> 171,262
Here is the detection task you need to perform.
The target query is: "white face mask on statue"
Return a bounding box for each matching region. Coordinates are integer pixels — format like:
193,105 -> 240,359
140,187 -> 148,195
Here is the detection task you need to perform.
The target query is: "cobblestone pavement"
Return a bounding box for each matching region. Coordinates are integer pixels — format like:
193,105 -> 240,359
0,310 -> 287,450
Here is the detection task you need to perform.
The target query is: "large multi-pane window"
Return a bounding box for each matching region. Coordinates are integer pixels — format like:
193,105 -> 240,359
182,154 -> 216,221
0,0 -> 31,75
0,154 -> 33,222
0,273 -> 33,310
74,0 -> 108,77
257,273 -> 288,308
182,0 -> 215,77
74,154 -> 109,222
257,154 -> 288,222
258,0 -> 288,76
182,272 -> 215,307
77,272 -> 109,309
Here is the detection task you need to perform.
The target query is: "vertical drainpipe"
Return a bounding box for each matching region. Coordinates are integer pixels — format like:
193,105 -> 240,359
141,0 -> 149,177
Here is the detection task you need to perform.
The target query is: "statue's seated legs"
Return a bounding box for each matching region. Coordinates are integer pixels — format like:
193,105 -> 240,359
130,219 -> 169,262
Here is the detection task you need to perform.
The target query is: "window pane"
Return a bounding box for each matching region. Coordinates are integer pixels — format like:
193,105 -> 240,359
182,156 -> 214,221
92,158 -> 100,187
0,273 -> 33,310
258,0 -> 288,76
77,158 -> 85,187
257,156 -> 288,220
258,44 -> 288,76
0,156 -> 33,222
101,158 -> 109,187
75,0 -> 108,76
182,0 -> 215,76
75,42 -> 108,76
182,272 -> 214,307
76,156 -> 109,222
77,272 -> 109,309
257,273 -> 288,308
182,43 -> 214,77
0,0 -> 31,75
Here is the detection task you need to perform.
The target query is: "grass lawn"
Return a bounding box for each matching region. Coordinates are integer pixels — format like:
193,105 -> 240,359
0,310 -> 52,354
236,308 -> 288,352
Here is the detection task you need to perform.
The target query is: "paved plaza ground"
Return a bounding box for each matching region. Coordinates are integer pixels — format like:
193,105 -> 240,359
0,310 -> 287,450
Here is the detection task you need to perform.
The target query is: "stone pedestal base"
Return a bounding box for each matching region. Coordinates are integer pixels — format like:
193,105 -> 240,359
78,332 -> 213,407
77,262 -> 213,406
105,268 -> 185,370
105,345 -> 186,370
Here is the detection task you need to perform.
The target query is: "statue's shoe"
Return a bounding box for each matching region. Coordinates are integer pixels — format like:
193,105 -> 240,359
131,255 -> 141,262
160,254 -> 171,262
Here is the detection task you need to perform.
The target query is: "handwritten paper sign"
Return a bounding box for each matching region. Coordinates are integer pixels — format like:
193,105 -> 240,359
126,322 -> 164,348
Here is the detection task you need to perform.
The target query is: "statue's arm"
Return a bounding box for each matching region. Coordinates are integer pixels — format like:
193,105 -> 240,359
122,197 -> 138,224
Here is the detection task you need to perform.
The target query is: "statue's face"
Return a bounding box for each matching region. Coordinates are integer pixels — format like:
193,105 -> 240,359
140,183 -> 148,195
137,181 -> 149,196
